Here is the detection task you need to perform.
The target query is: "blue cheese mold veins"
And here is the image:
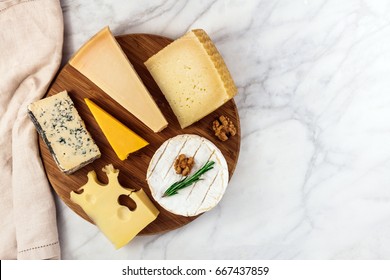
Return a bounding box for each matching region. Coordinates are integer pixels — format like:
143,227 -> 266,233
27,90 -> 101,174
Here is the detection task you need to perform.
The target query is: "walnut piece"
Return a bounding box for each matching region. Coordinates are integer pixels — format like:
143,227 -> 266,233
174,154 -> 195,176
212,115 -> 237,141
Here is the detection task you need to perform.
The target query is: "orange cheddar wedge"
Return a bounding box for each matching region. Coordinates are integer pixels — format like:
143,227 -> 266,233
85,98 -> 148,160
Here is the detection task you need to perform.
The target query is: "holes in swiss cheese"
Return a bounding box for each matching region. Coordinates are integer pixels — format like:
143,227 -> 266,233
73,188 -> 84,195
118,194 -> 137,211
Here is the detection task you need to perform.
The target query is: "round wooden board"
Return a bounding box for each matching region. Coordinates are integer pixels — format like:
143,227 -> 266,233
40,33 -> 241,235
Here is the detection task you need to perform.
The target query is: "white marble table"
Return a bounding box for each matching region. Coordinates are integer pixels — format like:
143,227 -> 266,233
57,0 -> 390,259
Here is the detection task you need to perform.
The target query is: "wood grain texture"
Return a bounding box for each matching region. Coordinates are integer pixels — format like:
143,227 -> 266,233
40,33 -> 241,235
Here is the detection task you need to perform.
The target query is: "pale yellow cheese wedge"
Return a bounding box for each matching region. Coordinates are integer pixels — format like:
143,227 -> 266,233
70,164 -> 159,249
85,98 -> 148,160
69,26 -> 168,133
145,29 -> 237,128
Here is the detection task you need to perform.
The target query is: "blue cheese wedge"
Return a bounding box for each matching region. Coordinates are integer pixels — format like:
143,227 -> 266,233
146,134 -> 229,216
28,91 -> 101,174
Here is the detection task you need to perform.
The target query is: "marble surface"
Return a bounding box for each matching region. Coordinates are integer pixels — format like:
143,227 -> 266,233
57,0 -> 390,259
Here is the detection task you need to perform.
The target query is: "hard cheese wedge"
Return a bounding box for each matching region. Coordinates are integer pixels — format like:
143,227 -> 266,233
85,98 -> 148,160
27,91 -> 101,174
69,26 -> 168,133
70,164 -> 159,249
145,29 -> 237,129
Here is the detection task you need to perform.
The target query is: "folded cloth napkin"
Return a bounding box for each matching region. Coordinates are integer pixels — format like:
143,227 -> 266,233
0,0 -> 63,259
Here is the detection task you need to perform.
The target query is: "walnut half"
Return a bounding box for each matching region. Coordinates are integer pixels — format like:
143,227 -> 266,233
174,154 -> 195,176
212,115 -> 237,141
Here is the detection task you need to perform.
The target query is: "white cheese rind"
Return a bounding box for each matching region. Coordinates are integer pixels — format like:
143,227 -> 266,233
28,91 -> 101,174
146,134 -> 228,216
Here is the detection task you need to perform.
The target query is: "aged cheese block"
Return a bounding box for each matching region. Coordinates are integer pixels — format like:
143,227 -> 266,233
84,98 -> 149,160
27,91 -> 101,174
144,29 -> 237,129
69,26 -> 168,133
70,164 -> 159,249
146,134 -> 229,217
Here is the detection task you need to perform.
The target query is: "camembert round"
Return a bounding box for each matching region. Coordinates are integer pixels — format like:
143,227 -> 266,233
146,134 -> 229,217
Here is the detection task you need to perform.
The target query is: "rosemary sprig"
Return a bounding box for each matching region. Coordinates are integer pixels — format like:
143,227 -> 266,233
163,160 -> 215,197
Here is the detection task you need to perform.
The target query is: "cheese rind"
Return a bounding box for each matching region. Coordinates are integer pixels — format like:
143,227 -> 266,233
84,98 -> 149,160
146,134 -> 229,217
69,26 -> 168,133
145,29 -> 237,128
27,91 -> 101,174
70,164 -> 159,249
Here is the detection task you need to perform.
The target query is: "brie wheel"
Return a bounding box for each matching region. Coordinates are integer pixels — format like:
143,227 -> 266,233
146,134 -> 229,217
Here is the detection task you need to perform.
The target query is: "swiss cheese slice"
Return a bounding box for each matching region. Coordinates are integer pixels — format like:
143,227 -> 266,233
144,29 -> 237,129
85,98 -> 148,160
69,26 -> 168,133
146,134 -> 229,217
70,164 -> 159,249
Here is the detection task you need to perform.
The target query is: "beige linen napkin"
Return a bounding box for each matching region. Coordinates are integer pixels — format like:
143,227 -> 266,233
0,0 -> 63,259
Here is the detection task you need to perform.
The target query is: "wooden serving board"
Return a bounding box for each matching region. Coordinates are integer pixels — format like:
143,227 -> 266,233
40,33 -> 241,235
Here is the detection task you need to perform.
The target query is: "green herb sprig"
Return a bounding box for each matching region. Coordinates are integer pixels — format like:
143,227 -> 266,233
163,160 -> 215,197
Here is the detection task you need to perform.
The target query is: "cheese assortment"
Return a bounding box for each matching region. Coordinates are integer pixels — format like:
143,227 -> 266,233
146,134 -> 229,216
31,27 -> 239,247
84,98 -> 149,160
69,26 -> 168,133
28,90 -> 101,174
70,164 -> 159,249
145,29 -> 237,128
